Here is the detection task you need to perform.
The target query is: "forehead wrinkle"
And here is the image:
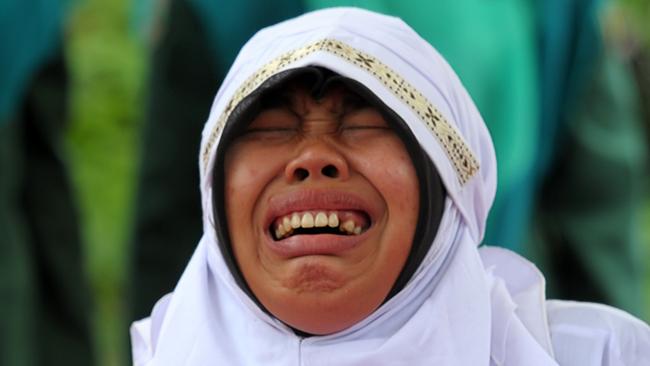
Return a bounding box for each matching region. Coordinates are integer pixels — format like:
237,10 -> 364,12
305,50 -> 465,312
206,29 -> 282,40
286,86 -> 346,120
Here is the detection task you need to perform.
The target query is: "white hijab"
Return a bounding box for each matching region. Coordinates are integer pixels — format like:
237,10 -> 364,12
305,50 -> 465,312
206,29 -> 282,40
131,8 -> 648,366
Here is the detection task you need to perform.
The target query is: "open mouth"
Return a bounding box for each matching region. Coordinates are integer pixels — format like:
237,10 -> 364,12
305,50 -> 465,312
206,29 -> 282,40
270,210 -> 371,241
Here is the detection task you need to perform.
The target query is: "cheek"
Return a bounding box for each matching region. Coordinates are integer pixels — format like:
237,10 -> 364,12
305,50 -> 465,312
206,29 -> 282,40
391,154 -> 419,212
384,153 -> 417,190
225,160 -> 261,197
224,144 -> 278,222
358,139 -> 419,213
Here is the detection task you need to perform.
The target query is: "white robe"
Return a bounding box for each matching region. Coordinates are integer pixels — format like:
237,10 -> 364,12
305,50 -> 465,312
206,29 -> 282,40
131,7 -> 650,365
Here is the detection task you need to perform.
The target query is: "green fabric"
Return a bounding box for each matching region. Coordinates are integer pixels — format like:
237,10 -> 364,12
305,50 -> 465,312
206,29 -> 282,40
535,0 -> 604,174
132,0 -> 156,40
524,0 -> 647,316
529,41 -> 648,315
131,0 -> 217,319
188,0 -> 305,71
0,111 -> 36,366
0,0 -> 71,122
0,49 -> 93,366
0,2 -> 92,364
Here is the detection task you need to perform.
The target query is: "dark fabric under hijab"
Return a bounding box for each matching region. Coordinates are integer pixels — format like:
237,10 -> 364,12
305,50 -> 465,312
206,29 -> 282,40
212,66 -> 445,320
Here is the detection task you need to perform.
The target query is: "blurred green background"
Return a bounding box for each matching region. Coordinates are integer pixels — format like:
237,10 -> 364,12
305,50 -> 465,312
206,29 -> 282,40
62,0 -> 650,365
67,0 -> 142,364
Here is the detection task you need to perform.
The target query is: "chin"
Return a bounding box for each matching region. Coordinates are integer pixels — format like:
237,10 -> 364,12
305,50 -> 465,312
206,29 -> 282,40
269,294 -> 374,335
256,267 -> 385,335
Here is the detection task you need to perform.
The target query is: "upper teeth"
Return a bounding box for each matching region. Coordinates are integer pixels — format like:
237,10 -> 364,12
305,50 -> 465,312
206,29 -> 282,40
274,211 -> 364,240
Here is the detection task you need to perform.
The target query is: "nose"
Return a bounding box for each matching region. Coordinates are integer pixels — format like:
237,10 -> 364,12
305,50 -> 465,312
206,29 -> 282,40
285,141 -> 350,183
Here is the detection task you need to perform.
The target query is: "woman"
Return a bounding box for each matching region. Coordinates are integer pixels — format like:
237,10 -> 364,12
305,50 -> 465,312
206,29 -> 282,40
131,8 -> 650,365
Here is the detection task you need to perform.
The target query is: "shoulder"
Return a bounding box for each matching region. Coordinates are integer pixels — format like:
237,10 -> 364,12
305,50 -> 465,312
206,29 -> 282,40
478,246 -> 650,365
130,293 -> 173,366
547,300 -> 650,366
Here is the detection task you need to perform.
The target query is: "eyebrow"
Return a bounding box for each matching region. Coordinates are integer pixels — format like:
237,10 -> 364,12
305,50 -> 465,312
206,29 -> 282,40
341,93 -> 371,111
258,86 -> 374,119
259,92 -> 293,110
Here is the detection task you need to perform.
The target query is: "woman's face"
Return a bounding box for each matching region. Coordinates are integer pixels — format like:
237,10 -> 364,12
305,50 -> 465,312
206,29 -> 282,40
224,83 -> 419,335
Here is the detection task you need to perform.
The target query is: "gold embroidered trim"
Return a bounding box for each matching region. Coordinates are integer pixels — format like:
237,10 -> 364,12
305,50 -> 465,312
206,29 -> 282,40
202,39 -> 479,185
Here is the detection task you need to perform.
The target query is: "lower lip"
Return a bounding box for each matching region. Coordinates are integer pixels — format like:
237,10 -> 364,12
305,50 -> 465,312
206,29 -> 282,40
265,232 -> 367,258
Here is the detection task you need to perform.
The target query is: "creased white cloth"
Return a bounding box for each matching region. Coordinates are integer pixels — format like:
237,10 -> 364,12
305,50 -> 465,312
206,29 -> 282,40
131,7 -> 650,365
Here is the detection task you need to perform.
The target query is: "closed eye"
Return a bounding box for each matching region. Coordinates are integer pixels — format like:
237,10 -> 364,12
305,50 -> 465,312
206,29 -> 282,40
244,126 -> 297,142
247,108 -> 300,133
340,108 -> 389,130
342,125 -> 391,131
247,127 -> 296,133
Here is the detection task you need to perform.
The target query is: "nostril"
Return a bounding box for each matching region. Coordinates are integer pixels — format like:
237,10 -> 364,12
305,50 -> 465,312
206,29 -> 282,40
322,164 -> 339,178
294,168 -> 309,181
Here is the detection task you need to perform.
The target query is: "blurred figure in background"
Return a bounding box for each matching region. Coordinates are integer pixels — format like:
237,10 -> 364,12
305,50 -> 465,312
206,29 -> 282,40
130,0 -> 648,320
0,0 -> 94,365
528,0 -> 648,313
